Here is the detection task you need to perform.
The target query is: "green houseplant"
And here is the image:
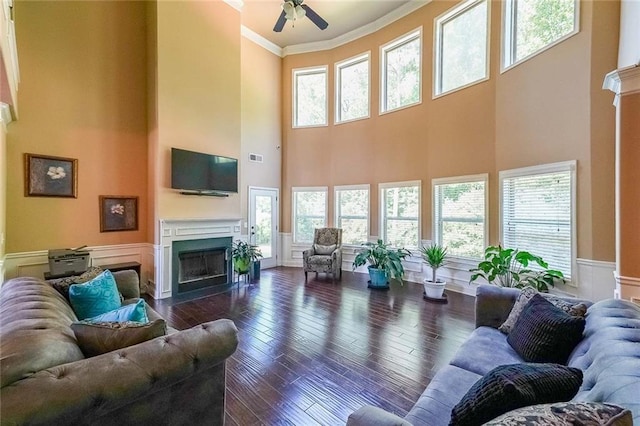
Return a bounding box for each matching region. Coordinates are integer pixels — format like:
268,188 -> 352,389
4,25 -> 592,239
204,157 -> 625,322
419,243 -> 448,299
352,239 -> 411,289
469,245 -> 564,292
231,240 -> 263,274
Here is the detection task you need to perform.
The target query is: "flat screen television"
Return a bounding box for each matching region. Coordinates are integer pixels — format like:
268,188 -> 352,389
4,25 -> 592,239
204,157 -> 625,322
171,148 -> 238,194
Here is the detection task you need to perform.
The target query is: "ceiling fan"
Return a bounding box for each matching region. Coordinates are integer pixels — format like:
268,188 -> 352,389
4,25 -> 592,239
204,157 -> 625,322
273,0 -> 328,32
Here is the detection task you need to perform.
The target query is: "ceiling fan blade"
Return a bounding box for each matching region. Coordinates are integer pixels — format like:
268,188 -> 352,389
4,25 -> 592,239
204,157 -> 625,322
301,4 -> 328,30
273,10 -> 287,32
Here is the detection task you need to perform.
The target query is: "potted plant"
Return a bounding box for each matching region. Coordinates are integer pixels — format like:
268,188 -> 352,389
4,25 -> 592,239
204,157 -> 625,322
419,243 -> 448,299
231,240 -> 263,275
352,239 -> 411,289
469,245 -> 564,292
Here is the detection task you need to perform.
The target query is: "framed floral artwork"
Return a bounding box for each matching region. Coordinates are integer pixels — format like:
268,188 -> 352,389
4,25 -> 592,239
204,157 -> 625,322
24,153 -> 78,198
99,196 -> 138,232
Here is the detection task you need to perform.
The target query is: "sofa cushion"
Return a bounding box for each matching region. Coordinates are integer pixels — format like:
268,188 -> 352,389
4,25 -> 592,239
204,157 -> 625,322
87,299 -> 149,323
485,401 -> 633,426
47,266 -> 104,301
507,294 -> 585,364
71,319 -> 167,357
450,363 -> 583,426
499,287 -> 587,334
307,255 -> 333,265
449,326 -> 523,376
404,365 -> 481,426
69,270 -> 122,320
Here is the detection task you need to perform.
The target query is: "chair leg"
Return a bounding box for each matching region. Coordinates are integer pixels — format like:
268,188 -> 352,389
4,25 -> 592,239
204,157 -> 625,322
304,271 -> 308,281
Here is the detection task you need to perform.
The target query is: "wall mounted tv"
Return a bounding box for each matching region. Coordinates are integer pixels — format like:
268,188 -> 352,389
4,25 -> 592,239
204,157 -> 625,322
171,148 -> 238,196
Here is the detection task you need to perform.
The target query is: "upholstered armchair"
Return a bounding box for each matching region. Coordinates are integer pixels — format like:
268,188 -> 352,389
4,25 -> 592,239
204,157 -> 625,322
303,228 -> 343,281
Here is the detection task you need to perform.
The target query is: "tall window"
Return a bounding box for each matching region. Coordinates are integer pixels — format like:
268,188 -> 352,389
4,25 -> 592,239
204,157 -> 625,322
380,28 -> 422,114
503,0 -> 579,70
292,187 -> 327,243
500,161 -> 576,279
380,182 -> 421,249
336,52 -> 370,124
433,174 -> 488,259
335,185 -> 369,245
434,0 -> 489,97
293,66 -> 327,127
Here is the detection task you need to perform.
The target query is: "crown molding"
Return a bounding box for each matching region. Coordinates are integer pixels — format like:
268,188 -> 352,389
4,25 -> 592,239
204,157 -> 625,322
282,0 -> 431,57
603,64 -> 640,106
223,0 -> 243,12
241,25 -> 283,57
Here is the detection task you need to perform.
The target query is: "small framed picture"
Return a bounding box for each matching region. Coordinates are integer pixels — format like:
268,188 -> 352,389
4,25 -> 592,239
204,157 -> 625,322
24,153 -> 78,198
99,196 -> 138,232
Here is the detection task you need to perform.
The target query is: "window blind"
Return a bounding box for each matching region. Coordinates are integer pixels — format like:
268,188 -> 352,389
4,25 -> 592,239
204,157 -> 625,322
382,185 -> 420,249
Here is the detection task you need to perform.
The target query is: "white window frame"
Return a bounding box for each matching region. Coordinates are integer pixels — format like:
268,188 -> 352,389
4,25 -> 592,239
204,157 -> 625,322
501,0 -> 580,73
379,180 -> 422,249
499,160 -> 577,282
334,184 -> 370,246
432,173 -> 489,260
380,27 -> 423,115
335,52 -> 371,125
433,0 -> 491,99
292,186 -> 328,244
292,65 -> 328,128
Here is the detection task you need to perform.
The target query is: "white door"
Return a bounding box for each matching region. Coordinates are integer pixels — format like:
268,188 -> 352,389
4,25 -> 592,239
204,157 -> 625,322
249,187 -> 278,269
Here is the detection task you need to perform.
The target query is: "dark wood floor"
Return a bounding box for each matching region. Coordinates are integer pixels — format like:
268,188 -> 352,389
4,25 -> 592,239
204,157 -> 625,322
145,267 -> 476,426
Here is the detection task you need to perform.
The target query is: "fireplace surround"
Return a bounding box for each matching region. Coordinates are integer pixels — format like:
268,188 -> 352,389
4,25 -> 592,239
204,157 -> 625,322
172,237 -> 232,298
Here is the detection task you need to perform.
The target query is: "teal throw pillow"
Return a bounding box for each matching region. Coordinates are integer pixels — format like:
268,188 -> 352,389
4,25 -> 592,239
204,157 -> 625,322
87,299 -> 149,323
69,270 -> 121,320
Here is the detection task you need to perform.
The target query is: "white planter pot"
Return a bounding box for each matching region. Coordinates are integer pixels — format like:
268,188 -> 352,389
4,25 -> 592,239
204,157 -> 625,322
423,279 -> 446,299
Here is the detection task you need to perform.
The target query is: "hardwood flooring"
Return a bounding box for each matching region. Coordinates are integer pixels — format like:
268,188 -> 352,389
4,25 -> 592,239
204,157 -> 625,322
144,267 -> 476,425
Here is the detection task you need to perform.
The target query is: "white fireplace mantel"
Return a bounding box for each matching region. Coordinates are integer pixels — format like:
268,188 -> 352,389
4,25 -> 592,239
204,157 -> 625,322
153,218 -> 242,299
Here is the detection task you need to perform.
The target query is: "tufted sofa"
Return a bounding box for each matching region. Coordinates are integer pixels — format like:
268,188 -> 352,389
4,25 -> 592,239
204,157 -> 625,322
0,271 -> 238,426
347,284 -> 640,425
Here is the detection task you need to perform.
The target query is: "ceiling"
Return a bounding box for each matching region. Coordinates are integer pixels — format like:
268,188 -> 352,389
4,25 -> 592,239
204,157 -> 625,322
240,0 -> 420,51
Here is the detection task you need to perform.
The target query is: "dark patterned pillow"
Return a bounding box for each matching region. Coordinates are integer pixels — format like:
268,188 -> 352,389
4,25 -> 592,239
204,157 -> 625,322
47,266 -> 104,301
507,294 -> 585,364
485,401 -> 633,425
71,319 -> 167,357
449,363 -> 583,426
499,287 -> 587,334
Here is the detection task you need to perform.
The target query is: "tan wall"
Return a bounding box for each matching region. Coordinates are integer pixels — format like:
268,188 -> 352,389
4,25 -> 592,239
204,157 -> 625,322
281,0 -> 617,264
619,93 -> 640,278
6,1 -> 148,253
240,37 -> 282,232
618,0 -> 640,68
152,1 -> 241,228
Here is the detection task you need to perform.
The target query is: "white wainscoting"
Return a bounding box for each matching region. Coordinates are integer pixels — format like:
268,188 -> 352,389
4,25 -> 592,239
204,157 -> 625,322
615,272 -> 640,301
2,243 -> 154,289
574,258 -> 616,301
0,256 -> 5,284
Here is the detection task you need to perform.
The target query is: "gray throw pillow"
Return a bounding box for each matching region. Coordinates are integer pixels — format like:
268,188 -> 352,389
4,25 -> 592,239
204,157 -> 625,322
47,266 -> 105,301
485,402 -> 633,426
314,244 -> 337,255
499,287 -> 587,334
71,319 -> 167,357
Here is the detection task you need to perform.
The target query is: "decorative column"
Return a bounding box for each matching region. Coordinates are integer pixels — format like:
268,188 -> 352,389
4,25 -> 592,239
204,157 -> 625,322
603,65 -> 640,301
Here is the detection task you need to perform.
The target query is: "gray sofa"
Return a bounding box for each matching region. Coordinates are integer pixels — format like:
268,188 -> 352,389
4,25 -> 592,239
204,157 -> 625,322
348,284 -> 640,425
0,270 -> 238,425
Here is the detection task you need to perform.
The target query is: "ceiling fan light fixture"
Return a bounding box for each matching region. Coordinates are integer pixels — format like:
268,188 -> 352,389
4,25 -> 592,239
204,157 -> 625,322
282,1 -> 305,21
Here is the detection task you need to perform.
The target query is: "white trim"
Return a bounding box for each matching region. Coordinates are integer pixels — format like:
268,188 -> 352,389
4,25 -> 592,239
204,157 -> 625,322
499,160 -> 577,281
501,0 -> 580,73
282,0 -> 431,56
248,186 -> 280,269
223,0 -> 243,12
0,103 -> 12,125
241,25 -> 282,57
432,173 -> 489,260
335,51 -> 371,125
379,180 -> 422,249
433,0 -> 490,99
603,65 -> 640,106
292,186 -> 328,244
0,256 -> 5,284
334,184 -> 370,245
292,65 -> 328,129
380,27 -> 423,115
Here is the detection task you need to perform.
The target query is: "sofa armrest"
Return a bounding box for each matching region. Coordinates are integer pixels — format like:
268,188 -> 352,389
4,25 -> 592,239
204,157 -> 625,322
475,284 -> 521,329
347,406 -> 413,426
112,269 -> 140,300
0,319 -> 238,425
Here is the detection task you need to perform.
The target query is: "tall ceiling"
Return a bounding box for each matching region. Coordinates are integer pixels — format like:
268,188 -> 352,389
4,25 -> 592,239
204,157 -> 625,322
240,0 -> 420,50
